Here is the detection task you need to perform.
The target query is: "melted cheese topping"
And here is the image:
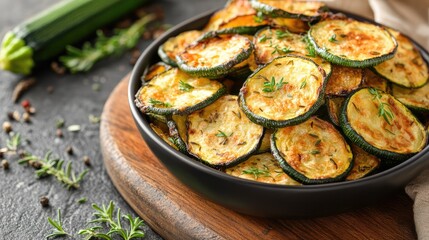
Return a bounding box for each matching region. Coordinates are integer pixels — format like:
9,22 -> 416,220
162,30 -> 202,63
254,28 -> 331,74
226,153 -> 301,185
310,19 -> 397,61
179,35 -> 252,69
257,0 -> 325,17
374,29 -> 428,87
137,68 -> 224,112
346,144 -> 380,181
346,88 -> 427,153
274,117 -> 353,179
187,95 -> 263,166
325,65 -> 362,96
361,69 -> 388,92
243,56 -> 324,121
392,81 -> 429,111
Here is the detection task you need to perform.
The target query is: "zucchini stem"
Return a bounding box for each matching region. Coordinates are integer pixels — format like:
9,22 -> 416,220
0,32 -> 34,75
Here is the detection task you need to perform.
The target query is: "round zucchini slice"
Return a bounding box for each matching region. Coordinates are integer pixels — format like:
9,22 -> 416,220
142,62 -> 171,82
225,153 -> 301,185
135,68 -> 226,115
391,81 -> 429,113
271,117 -> 354,184
239,55 -> 327,128
167,115 -> 188,153
150,123 -> 178,151
250,0 -> 327,21
308,19 -> 398,68
253,27 -> 332,76
203,0 -> 256,32
325,65 -> 363,96
346,144 -> 380,181
340,88 -> 428,161
158,30 -> 202,67
176,34 -> 253,79
362,68 -> 388,92
373,29 -> 428,88
187,95 -> 264,168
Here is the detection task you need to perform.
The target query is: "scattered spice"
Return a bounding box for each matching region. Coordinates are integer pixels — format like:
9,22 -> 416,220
7,112 -> 14,121
50,62 -> 66,75
82,156 -> 91,167
56,129 -> 63,138
12,111 -> 21,121
67,125 -> 81,132
22,112 -> 31,123
29,160 -> 42,170
40,196 -> 50,207
12,78 -> 36,103
2,121 -> 12,133
89,115 -> 101,124
26,107 -> 36,115
65,146 -> 74,155
1,159 -> 9,170
21,99 -> 31,109
56,118 -> 65,128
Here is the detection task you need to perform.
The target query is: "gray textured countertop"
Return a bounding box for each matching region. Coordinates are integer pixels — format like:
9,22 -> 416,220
0,0 -> 225,239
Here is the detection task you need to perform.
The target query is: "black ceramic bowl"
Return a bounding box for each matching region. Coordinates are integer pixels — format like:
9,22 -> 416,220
129,10 -> 429,218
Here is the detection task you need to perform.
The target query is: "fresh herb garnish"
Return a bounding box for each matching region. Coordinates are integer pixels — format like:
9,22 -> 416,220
310,150 -> 321,154
254,11 -> 264,23
77,197 -> 87,204
179,80 -> 194,92
47,209 -> 70,239
216,130 -> 233,145
60,14 -> 156,73
149,98 -> 172,107
258,34 -> 268,43
300,79 -> 307,89
262,76 -> 288,93
6,132 -> 21,152
303,36 -> 317,57
18,152 -> 88,190
368,88 -> 394,125
275,29 -> 291,39
242,166 -> 270,179
329,34 -> 338,43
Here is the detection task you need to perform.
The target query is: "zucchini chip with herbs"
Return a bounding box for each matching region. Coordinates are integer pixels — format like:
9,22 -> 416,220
158,30 -> 202,66
239,55 -> 327,128
135,68 -> 226,115
187,95 -> 264,168
150,123 -> 178,151
142,62 -> 172,82
271,117 -> 353,184
167,116 -> 188,153
346,144 -> 380,181
362,68 -> 389,92
325,65 -> 363,96
373,29 -> 428,88
250,0 -> 327,21
340,88 -> 428,161
391,81 -> 429,113
225,153 -> 301,185
308,19 -> 398,68
204,0 -> 256,32
177,34 -> 253,79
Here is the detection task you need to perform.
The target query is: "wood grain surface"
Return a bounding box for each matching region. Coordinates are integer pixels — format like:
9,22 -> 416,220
100,76 -> 417,240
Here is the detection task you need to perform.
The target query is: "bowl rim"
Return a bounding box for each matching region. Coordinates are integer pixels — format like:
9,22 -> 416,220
128,8 -> 429,192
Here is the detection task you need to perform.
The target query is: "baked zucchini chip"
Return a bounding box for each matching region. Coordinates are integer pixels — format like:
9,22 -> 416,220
346,144 -> 380,181
142,62 -> 171,82
269,17 -> 309,34
256,128 -> 274,153
254,28 -> 332,76
340,88 -> 428,161
150,123 -> 178,151
325,65 -> 363,96
239,55 -> 327,128
391,81 -> 429,113
158,30 -> 202,66
250,0 -> 327,21
308,19 -> 398,68
204,0 -> 256,32
225,153 -> 301,185
135,68 -> 226,115
373,29 -> 428,88
362,68 -> 388,92
167,115 -> 188,153
271,117 -> 353,184
187,95 -> 264,168
326,96 -> 345,126
177,34 -> 253,79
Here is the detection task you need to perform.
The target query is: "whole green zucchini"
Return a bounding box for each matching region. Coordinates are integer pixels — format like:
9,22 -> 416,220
0,0 -> 147,75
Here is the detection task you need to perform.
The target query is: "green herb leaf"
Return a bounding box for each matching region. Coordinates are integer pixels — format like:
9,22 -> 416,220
148,98 -> 172,107
368,88 -> 394,125
179,80 -> 194,92
216,130 -> 232,145
303,36 -> 317,57
6,132 -> 21,151
46,209 -> 70,239
329,34 -> 338,43
275,29 -> 291,39
242,166 -> 270,179
300,79 -> 307,89
262,76 -> 287,93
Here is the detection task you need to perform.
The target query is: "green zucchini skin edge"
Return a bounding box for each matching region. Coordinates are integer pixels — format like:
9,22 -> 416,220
134,84 -> 227,115
176,36 -> 254,79
339,88 -> 428,161
157,45 -> 179,67
270,132 -> 354,184
250,0 -> 326,21
167,119 -> 188,153
238,55 -> 328,129
307,29 -> 398,68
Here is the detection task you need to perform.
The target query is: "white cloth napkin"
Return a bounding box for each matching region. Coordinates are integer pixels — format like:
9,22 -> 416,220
326,1 -> 429,239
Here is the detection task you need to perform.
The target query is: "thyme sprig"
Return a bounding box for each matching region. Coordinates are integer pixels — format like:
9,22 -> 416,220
78,201 -> 145,240
329,34 -> 338,43
242,166 -> 270,179
18,152 -> 88,190
179,80 -> 194,92
275,29 -> 291,39
216,130 -> 233,145
46,209 -> 70,239
60,14 -> 156,73
6,132 -> 21,152
148,98 -> 172,107
262,76 -> 288,93
303,36 -> 317,57
368,88 -> 394,125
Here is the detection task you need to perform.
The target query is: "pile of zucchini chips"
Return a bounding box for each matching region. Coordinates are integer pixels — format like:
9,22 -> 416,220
135,0 -> 429,185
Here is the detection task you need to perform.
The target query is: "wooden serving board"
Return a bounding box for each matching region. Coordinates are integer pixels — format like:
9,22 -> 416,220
100,75 -> 417,240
